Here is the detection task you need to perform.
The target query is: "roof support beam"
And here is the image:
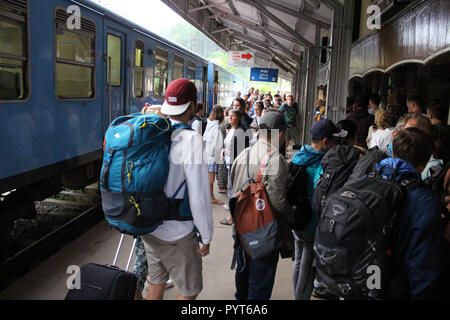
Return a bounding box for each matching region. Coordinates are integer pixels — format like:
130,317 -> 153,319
210,27 -> 232,34
254,0 -> 330,29
320,0 -> 343,11
188,2 -> 228,13
225,0 -> 240,16
239,0 -> 314,47
262,31 -> 298,62
208,8 -> 300,46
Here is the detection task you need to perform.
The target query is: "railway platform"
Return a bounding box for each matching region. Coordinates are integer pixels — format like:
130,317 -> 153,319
0,182 -> 296,300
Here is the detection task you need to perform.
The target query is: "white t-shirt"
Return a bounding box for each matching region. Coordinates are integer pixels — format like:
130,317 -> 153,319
224,128 -> 236,165
251,115 -> 262,128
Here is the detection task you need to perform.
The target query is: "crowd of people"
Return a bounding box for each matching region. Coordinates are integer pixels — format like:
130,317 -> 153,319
131,78 -> 449,301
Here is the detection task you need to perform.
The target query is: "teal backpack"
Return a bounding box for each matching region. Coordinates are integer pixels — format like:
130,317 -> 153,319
100,113 -> 192,236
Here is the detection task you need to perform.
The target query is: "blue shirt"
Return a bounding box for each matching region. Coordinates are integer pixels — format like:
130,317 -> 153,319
376,158 -> 441,299
292,145 -> 325,235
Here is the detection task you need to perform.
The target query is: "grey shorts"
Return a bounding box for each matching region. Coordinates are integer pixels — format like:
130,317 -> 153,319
141,232 -> 203,297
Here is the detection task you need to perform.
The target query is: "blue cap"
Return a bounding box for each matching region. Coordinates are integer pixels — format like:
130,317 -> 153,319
310,119 -> 347,140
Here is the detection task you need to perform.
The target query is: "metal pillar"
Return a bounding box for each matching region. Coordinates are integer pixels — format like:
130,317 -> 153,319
324,0 -> 355,123
301,26 -> 321,145
294,51 -> 306,147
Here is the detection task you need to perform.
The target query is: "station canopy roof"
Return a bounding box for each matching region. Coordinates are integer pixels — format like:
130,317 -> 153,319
161,0 -> 341,82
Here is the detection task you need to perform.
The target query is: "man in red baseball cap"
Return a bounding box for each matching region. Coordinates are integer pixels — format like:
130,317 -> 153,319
161,78 -> 198,116
141,78 -> 213,301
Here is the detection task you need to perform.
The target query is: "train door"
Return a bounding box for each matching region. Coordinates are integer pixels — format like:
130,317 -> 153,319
103,21 -> 127,125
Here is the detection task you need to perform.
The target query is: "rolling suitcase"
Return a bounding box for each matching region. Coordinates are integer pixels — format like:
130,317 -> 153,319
65,234 -> 138,300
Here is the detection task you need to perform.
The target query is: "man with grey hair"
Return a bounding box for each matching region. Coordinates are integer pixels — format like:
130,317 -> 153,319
386,111 -> 433,157
230,112 -> 295,300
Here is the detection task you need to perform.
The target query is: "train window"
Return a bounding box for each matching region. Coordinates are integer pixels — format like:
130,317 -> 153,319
134,39 -> 144,98
55,8 -> 95,99
0,0 -> 29,101
187,61 -> 195,81
107,34 -> 121,87
173,55 -> 184,80
154,47 -> 168,98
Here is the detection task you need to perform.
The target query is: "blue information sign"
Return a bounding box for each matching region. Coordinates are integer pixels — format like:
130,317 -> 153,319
250,68 -> 279,82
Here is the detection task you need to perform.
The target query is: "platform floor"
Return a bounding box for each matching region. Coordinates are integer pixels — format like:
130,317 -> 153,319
0,181 -> 298,300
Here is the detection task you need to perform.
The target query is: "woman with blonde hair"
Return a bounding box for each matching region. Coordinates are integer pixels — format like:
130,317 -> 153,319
366,108 -> 386,147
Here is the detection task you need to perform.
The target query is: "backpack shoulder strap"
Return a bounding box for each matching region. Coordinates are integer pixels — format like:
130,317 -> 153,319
172,122 -> 192,131
254,150 -> 275,183
399,177 -> 422,191
238,149 -> 254,192
170,181 -> 187,200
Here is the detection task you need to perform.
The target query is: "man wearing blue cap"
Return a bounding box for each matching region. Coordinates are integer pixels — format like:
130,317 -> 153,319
291,118 -> 347,300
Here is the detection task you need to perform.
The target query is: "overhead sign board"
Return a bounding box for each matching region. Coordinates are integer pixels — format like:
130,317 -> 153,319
228,51 -> 255,68
250,68 -> 279,83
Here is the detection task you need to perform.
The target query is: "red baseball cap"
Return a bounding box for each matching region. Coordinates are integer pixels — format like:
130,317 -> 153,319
161,78 -> 197,116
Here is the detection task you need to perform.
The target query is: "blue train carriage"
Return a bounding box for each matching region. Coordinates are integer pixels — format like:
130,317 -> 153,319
0,0 -> 209,224
207,62 -> 251,113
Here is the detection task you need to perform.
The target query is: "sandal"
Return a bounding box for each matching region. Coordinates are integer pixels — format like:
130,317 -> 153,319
211,199 -> 224,205
220,218 -> 233,226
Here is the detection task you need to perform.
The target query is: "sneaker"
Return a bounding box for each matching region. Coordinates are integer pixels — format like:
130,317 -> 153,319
223,204 -> 229,210
165,278 -> 175,289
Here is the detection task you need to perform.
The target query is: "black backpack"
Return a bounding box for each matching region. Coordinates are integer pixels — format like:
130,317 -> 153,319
345,147 -> 388,186
313,171 -> 420,299
423,163 -> 450,299
311,145 -> 361,215
286,163 -> 313,231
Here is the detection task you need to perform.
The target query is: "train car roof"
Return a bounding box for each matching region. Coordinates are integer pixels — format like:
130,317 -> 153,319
74,0 -> 209,64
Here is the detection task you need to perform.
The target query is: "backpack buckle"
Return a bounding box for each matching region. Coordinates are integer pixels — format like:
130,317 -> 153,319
340,283 -> 352,295
400,179 -> 410,187
320,195 -> 327,208
341,191 -> 356,199
382,220 -> 394,235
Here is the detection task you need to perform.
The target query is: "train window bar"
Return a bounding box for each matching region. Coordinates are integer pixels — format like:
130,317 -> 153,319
0,0 -> 29,101
188,61 -> 196,81
153,47 -> 168,99
134,39 -> 145,98
54,8 -> 96,100
173,54 -> 184,80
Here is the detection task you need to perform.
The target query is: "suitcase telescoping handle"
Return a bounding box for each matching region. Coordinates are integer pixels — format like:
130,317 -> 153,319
112,234 -> 137,271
